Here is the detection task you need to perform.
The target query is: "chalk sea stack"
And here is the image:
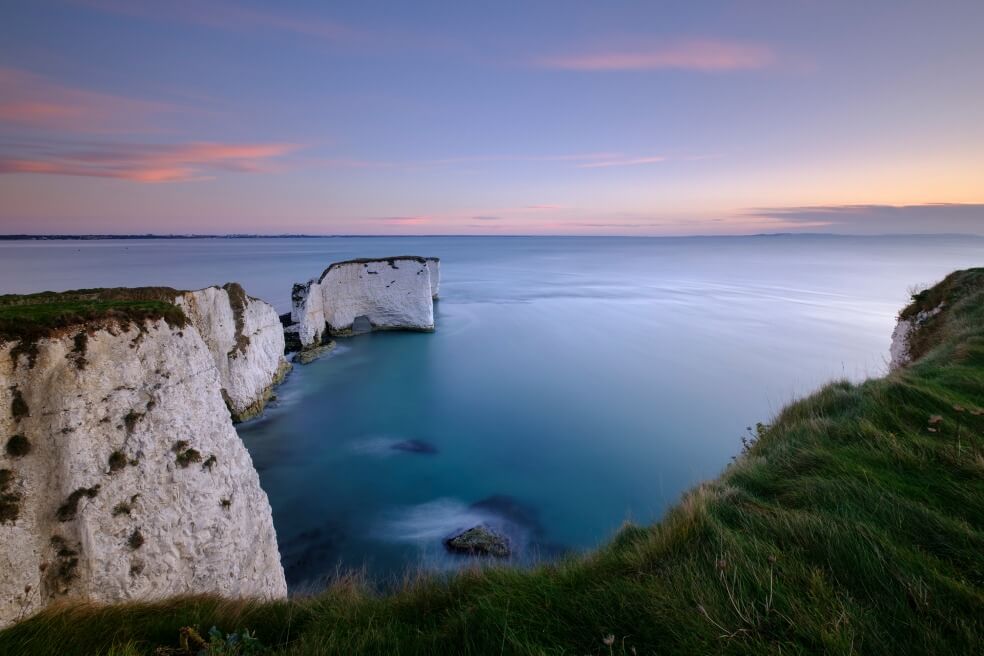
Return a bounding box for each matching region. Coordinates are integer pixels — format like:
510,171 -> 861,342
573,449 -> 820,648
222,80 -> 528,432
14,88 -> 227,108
286,256 -> 440,353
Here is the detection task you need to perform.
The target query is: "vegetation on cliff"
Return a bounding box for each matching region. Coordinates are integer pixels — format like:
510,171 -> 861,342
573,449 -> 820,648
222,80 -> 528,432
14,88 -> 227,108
2,270 -> 983,655
0,288 -> 188,366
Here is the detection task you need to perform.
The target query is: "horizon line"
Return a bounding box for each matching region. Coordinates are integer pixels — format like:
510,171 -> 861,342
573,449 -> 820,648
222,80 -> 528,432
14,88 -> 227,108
1,232 -> 982,240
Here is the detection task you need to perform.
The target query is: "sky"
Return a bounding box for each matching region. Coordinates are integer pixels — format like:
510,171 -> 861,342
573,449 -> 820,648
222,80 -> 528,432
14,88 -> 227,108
0,0 -> 983,236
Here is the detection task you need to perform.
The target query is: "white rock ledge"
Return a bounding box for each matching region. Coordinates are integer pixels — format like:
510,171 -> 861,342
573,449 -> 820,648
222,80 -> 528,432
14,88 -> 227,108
290,256 -> 440,350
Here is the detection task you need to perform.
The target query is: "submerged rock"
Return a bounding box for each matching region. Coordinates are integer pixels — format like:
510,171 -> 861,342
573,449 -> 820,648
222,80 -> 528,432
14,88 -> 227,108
470,495 -> 540,531
444,525 -> 511,558
391,439 -> 438,454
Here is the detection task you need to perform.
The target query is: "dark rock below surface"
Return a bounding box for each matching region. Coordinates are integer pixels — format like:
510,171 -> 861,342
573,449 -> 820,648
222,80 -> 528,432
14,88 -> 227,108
444,525 -> 511,558
391,439 -> 438,454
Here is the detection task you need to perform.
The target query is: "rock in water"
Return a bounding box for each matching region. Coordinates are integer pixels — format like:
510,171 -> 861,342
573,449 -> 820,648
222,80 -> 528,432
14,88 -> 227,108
290,256 -> 440,349
444,525 -> 511,558
295,341 -> 335,365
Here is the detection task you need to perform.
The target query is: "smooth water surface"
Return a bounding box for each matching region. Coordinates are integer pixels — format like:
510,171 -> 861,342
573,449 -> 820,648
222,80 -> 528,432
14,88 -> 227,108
2,235 -> 982,588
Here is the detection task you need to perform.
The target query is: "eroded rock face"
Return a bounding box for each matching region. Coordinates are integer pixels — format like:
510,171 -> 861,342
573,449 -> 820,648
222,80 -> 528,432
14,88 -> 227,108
889,304 -> 943,370
290,257 -> 440,350
0,319 -> 286,628
425,258 -> 440,299
175,284 -> 290,421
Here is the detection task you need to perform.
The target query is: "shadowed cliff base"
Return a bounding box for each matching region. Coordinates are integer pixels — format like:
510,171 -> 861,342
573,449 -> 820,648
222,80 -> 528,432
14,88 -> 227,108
2,269 -> 984,655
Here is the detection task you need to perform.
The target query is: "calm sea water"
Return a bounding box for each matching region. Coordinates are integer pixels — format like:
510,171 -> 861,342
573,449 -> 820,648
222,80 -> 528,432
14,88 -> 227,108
2,235 -> 982,588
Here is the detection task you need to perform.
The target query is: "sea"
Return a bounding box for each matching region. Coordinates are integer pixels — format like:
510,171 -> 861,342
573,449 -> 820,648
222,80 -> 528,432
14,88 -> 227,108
2,234 -> 981,589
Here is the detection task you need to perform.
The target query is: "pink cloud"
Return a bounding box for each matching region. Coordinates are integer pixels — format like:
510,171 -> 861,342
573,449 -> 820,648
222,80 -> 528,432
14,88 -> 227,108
0,141 -> 300,183
0,67 -> 179,133
537,39 -> 775,72
374,216 -> 435,225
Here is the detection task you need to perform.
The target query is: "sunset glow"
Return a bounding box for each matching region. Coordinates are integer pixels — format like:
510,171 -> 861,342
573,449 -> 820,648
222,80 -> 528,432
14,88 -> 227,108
1,1 -> 982,235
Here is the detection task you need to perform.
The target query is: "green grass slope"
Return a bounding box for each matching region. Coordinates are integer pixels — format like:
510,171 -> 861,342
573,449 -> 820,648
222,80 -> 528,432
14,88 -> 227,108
2,270 -> 983,655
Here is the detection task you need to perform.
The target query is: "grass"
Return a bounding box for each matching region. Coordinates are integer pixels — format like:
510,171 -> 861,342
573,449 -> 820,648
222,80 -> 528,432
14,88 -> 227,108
2,269 -> 984,654
223,282 -> 252,358
55,486 -> 101,522
0,287 -> 187,367
108,450 -> 128,473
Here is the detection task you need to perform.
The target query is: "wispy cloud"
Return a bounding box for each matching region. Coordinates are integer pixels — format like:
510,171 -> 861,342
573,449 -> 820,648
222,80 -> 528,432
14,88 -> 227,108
420,152 -> 619,166
0,141 -> 300,182
0,67 -> 179,133
746,203 -> 984,235
73,0 -> 361,43
537,39 -> 775,72
577,156 -> 666,168
562,222 -> 667,228
373,216 -> 435,225
305,152 -> 674,171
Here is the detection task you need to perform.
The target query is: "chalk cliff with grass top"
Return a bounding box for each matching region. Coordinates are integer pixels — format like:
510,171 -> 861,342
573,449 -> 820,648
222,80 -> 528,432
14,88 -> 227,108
2,269 -> 984,655
288,256 -> 439,350
0,288 -> 287,629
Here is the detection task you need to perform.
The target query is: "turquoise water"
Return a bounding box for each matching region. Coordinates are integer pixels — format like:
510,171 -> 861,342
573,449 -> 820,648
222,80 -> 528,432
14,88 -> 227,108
2,235 -> 983,588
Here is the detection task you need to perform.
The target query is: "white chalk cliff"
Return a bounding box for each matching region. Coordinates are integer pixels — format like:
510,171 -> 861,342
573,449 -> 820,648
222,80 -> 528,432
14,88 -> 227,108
175,284 -> 290,421
0,293 -> 288,629
290,256 -> 440,349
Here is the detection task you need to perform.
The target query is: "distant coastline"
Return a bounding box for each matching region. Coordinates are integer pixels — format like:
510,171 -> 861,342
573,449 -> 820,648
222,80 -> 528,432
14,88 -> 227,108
1,233 -> 980,241
0,234 -> 384,240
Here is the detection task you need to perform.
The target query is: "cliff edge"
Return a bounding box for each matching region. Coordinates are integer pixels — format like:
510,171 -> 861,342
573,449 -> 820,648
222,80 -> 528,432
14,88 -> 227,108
888,270 -> 974,370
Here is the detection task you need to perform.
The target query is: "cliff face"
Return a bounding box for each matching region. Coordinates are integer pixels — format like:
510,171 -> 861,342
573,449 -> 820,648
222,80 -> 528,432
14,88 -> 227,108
889,317 -> 916,370
290,256 -> 440,349
890,306 -> 946,370
175,284 -> 290,421
0,318 -> 286,628
425,258 -> 440,299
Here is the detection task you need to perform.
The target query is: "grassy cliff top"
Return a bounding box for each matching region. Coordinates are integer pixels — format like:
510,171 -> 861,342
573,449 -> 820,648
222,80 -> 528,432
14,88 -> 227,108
0,287 -> 188,348
3,270 -> 984,655
897,268 -> 984,363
